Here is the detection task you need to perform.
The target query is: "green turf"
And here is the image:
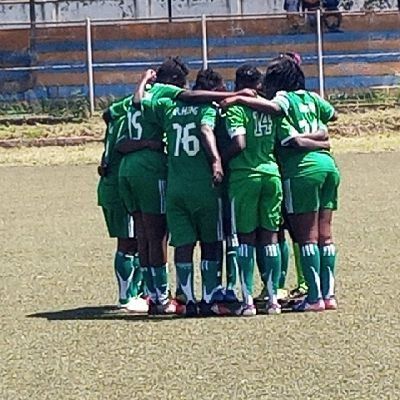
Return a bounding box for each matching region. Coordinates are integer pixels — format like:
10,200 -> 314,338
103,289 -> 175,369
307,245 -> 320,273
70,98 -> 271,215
1,153 -> 400,399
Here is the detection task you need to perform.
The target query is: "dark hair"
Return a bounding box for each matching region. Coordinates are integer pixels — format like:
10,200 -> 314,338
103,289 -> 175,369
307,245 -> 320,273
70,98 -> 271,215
156,57 -> 189,88
279,51 -> 302,65
263,57 -> 305,99
235,64 -> 262,90
192,68 -> 224,90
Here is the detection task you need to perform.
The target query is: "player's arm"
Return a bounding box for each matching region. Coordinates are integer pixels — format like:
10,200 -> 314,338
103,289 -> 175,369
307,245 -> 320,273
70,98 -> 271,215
280,118 -> 330,150
200,107 -> 223,184
221,106 -> 247,165
178,88 -> 257,104
133,69 -> 157,108
116,139 -> 163,154
220,95 -> 283,115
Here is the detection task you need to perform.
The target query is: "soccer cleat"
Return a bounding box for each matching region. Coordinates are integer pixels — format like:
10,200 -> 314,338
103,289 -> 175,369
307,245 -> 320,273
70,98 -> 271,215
235,303 -> 257,317
291,298 -> 325,312
324,297 -> 338,310
122,297 -> 149,313
254,286 -> 268,302
185,301 -> 198,317
148,299 -> 178,315
224,288 -> 239,303
212,287 -> 225,303
267,301 -> 282,315
289,286 -> 308,299
210,303 -> 232,316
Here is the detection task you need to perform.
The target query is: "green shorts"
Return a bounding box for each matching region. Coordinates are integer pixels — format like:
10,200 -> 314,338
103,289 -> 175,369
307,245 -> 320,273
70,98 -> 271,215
101,206 -> 135,238
166,183 -> 223,247
229,174 -> 283,234
283,169 -> 341,214
119,174 -> 166,215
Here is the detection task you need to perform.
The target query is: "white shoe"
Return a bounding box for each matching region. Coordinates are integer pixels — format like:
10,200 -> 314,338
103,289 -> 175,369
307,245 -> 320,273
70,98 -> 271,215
267,301 -> 282,315
120,297 -> 149,313
235,303 -> 257,316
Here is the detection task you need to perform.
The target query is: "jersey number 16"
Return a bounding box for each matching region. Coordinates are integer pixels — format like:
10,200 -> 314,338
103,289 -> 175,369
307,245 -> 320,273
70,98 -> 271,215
173,123 -> 200,157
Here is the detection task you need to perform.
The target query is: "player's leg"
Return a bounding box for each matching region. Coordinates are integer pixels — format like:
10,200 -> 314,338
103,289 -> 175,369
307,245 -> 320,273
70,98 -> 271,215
174,243 -> 197,316
230,177 -> 260,316
319,169 -> 340,310
285,214 -> 308,298
195,188 -> 226,315
258,174 -> 283,314
223,190 -> 239,302
278,228 -> 289,291
284,175 -> 325,311
139,177 -> 177,315
167,188 -> 198,316
116,176 -> 148,312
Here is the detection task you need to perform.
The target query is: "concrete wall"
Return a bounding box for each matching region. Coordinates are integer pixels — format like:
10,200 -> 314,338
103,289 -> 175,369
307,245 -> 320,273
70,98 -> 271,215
0,0 -> 398,24
1,12 -> 399,100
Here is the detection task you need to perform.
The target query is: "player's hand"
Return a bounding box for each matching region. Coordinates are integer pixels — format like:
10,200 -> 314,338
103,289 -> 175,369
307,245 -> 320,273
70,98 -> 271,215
219,96 -> 239,110
142,69 -> 157,84
236,88 -> 257,98
212,160 -> 224,185
320,139 -> 331,150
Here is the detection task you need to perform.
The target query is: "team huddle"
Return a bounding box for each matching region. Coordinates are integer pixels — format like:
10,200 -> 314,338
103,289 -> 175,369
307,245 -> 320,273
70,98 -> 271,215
97,54 -> 340,317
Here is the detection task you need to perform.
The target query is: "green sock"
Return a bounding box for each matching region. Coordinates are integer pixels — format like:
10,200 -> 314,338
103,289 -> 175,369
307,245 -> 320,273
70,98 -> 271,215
299,244 -> 321,303
114,251 -> 137,304
176,262 -> 195,304
237,244 -> 255,305
226,236 -> 238,289
320,244 -> 337,299
145,265 -> 157,303
151,265 -> 169,305
138,265 -> 148,297
261,244 -> 282,302
256,245 -> 266,286
201,260 -> 220,303
294,242 -> 307,290
130,254 -> 143,298
279,240 -> 289,289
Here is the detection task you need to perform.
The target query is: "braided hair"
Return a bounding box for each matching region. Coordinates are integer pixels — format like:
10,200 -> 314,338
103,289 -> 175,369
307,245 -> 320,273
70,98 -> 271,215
263,56 -> 305,99
156,56 -> 189,88
193,68 -> 225,91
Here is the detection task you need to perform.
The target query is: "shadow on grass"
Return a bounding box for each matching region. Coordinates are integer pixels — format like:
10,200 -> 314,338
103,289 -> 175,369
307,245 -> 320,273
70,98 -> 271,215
26,301 -> 297,322
27,305 -> 159,322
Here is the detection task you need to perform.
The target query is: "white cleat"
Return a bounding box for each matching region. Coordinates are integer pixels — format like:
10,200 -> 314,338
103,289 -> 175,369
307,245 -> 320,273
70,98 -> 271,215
235,303 -> 257,316
267,301 -> 282,315
119,297 -> 149,313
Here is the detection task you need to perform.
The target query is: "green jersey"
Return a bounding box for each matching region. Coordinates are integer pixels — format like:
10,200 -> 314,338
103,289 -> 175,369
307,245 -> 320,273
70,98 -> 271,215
150,99 -> 217,188
273,90 -> 337,178
108,95 -> 132,120
225,104 -> 280,180
119,83 -> 184,177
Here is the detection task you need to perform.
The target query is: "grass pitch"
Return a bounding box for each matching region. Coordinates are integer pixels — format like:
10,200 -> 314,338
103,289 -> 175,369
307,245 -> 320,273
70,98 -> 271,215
1,152 -> 400,399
